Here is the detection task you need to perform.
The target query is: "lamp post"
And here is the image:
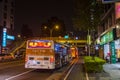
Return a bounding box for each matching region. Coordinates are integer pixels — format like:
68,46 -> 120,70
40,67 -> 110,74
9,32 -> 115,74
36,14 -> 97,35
87,29 -> 91,56
44,25 -> 59,37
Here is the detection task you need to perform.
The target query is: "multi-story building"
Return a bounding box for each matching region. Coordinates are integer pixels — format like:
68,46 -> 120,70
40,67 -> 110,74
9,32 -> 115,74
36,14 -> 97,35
0,0 -> 15,54
0,0 -> 15,35
96,1 -> 120,63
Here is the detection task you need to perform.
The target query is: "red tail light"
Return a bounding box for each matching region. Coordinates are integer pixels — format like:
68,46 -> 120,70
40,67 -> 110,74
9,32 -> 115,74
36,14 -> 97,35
50,56 -> 54,63
25,56 -> 28,62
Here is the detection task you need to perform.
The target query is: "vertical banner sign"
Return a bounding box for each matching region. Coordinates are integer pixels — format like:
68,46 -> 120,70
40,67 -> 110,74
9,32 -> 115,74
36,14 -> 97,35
110,41 -> 116,64
2,28 -> 7,47
115,2 -> 120,20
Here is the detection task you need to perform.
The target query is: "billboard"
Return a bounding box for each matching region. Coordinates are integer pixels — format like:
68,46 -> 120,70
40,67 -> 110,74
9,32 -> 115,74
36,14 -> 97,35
102,0 -> 120,3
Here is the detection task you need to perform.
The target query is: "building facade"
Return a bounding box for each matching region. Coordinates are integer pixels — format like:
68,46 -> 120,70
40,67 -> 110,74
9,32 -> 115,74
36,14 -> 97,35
0,0 -> 15,35
96,1 -> 120,63
0,0 -> 15,54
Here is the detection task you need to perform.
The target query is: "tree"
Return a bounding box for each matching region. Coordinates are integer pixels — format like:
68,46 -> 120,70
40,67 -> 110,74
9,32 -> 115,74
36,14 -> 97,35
41,23 -> 49,37
41,17 -> 66,37
72,0 -> 104,39
21,24 -> 33,38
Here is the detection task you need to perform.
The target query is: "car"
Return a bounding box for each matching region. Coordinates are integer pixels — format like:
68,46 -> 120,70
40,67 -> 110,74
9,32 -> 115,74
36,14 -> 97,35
0,54 -> 14,61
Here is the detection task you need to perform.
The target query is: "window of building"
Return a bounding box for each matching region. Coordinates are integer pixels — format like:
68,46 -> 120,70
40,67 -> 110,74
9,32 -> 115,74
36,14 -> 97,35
0,0 -> 3,2
3,13 -> 7,19
11,9 -> 14,15
10,16 -> 14,22
4,5 -> 7,11
10,24 -> 13,30
109,15 -> 112,27
5,0 -> 8,3
3,21 -> 6,27
11,1 -> 14,7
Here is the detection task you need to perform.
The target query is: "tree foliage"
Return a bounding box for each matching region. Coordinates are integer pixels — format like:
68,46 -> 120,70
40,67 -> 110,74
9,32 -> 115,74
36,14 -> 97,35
72,0 -> 104,32
41,17 -> 66,37
21,24 -> 33,38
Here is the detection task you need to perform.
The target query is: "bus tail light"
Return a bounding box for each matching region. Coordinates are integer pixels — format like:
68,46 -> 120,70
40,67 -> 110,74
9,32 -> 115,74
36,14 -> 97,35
50,56 -> 54,63
25,56 -> 28,62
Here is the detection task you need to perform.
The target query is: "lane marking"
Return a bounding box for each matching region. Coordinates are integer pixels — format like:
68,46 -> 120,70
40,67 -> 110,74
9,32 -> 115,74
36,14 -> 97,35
5,69 -> 35,80
85,72 -> 89,80
63,59 -> 78,80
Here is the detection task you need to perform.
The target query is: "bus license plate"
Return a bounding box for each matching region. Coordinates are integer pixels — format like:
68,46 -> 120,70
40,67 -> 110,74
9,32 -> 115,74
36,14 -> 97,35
37,62 -> 40,64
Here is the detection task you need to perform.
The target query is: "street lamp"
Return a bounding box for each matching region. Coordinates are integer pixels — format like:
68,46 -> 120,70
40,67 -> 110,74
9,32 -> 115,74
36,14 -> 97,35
44,25 -> 59,37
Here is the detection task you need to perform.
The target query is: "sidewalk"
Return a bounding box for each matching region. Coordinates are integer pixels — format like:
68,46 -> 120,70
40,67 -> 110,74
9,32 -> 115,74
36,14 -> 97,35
103,63 -> 120,80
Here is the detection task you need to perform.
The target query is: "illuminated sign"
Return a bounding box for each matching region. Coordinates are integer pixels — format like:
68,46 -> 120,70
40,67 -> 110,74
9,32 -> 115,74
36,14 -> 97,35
110,42 -> 116,63
2,28 -> 7,47
7,35 -> 15,40
64,35 -> 69,39
115,2 -> 120,20
27,40 -> 52,48
100,29 -> 115,45
102,0 -> 119,3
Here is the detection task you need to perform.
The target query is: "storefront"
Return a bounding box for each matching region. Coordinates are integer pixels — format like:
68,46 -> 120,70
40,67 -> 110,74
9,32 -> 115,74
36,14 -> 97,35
115,25 -> 120,62
98,28 -> 117,63
115,39 -> 120,61
104,43 -> 110,60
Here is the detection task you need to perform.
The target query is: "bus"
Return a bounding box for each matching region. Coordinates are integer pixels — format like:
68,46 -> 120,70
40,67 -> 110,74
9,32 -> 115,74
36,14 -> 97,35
70,46 -> 78,59
25,39 -> 70,69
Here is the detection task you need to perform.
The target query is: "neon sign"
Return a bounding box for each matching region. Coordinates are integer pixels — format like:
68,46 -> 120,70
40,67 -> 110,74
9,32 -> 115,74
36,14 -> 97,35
2,28 -> 7,47
7,35 -> 15,40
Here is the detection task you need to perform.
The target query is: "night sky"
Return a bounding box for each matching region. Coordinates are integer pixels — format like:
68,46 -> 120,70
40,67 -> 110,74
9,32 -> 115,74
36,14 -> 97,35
15,0 -> 74,36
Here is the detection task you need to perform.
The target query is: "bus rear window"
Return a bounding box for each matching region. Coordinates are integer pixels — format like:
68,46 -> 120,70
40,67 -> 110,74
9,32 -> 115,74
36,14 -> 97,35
29,57 -> 34,60
27,40 -> 52,49
44,57 -> 49,60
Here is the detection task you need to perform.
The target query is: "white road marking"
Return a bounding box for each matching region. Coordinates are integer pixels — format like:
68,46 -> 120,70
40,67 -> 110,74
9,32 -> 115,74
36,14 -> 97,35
5,69 -> 35,80
86,71 -> 89,80
63,59 -> 78,80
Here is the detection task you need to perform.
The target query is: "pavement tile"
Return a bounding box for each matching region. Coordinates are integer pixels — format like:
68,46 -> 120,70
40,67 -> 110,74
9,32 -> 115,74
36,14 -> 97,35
103,63 -> 120,80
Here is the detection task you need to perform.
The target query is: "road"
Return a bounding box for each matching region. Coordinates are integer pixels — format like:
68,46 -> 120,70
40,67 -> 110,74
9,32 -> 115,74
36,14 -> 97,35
0,57 -> 86,80
63,57 -> 86,80
0,59 -> 73,80
0,60 -> 53,80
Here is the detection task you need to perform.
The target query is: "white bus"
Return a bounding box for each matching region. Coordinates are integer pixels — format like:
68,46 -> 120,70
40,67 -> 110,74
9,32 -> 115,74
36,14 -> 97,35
25,39 -> 70,69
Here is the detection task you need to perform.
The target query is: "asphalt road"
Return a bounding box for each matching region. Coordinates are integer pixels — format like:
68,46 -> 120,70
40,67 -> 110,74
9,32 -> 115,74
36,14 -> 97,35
0,60 -> 53,80
0,59 -> 73,80
64,57 -> 86,80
